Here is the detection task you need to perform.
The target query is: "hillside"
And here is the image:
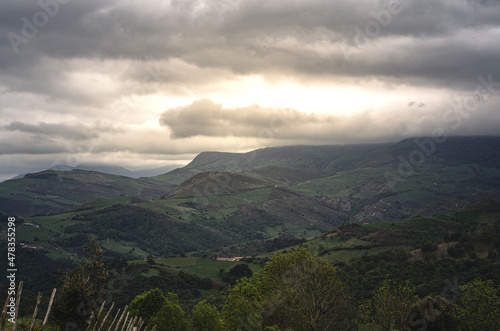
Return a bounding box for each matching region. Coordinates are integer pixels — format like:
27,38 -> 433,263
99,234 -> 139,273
3,136 -> 500,263
146,143 -> 391,190
183,143 -> 392,173
367,136 -> 500,168
297,200 -> 500,299
294,136 -> 500,223
0,170 -> 174,217
49,163 -> 183,178
166,171 -> 274,198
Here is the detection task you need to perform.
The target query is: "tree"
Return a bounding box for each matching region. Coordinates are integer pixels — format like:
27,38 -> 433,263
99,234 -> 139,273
454,278 -> 500,330
358,278 -> 418,330
407,296 -> 460,331
149,293 -> 190,331
52,237 -> 108,329
146,254 -> 155,265
421,241 -> 437,253
222,278 -> 264,330
259,248 -> 356,330
222,248 -> 356,330
129,288 -> 166,322
192,300 -> 222,331
130,289 -> 190,331
220,263 -> 253,284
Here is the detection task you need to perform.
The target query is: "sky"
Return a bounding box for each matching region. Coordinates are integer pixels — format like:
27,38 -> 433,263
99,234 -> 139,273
1,0 -> 500,181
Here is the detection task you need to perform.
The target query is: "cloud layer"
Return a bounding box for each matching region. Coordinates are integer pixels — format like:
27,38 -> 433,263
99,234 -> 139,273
1,0 -> 500,180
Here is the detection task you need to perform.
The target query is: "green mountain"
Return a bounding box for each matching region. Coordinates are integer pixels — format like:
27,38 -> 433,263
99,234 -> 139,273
182,143 -> 391,172
3,136 -> 500,262
145,143 -> 390,189
294,136 -> 500,223
0,170 -> 174,217
0,143 -> 389,218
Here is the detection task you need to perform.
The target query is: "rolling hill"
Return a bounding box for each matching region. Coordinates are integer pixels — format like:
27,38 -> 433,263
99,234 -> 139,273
182,143 -> 392,173
2,136 -> 500,262
0,170 -> 175,217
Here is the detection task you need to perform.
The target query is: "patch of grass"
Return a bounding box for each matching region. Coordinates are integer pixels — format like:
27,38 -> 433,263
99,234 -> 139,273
100,240 -> 149,259
157,257 -> 197,267
44,248 -> 77,261
140,267 -> 161,277
155,257 -> 263,280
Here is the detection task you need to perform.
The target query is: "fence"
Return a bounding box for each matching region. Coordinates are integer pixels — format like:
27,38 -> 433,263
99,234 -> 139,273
0,282 -> 154,331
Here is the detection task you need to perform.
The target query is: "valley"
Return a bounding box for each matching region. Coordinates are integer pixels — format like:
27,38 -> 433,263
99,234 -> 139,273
1,136 -> 500,329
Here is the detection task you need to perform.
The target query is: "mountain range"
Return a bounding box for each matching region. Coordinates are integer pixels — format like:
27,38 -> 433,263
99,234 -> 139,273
1,136 -> 499,260
9,163 -> 183,181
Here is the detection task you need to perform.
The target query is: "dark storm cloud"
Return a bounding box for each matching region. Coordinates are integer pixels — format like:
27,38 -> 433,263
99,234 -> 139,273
1,0 -> 500,92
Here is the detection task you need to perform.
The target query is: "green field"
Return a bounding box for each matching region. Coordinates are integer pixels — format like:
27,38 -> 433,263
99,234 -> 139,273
153,257 -> 263,280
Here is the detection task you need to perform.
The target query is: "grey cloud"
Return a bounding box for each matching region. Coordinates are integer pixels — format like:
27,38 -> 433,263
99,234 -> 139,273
1,0 -> 500,181
160,98 -> 500,143
159,99 -> 320,139
3,121 -> 119,140
1,0 -> 500,92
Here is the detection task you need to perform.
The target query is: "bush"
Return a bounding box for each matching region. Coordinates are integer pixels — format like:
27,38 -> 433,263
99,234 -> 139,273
51,238 -> 108,329
192,300 -> 222,331
421,241 -> 437,253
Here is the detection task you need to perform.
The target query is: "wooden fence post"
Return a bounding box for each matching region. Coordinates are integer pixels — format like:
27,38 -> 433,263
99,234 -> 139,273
0,293 -> 12,331
97,302 -> 114,331
113,305 -> 128,331
107,308 -> 120,331
29,292 -> 43,330
92,301 -> 106,331
42,288 -> 57,325
120,312 -> 129,331
126,315 -> 136,331
136,317 -> 144,331
12,281 -> 23,331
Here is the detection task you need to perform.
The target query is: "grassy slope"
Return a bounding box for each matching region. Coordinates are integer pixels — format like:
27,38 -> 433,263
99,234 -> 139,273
293,137 -> 500,223
0,170 -> 173,217
280,200 -> 500,264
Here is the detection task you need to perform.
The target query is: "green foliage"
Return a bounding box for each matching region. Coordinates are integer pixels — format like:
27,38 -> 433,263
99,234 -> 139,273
358,279 -> 418,330
146,254 -> 155,265
407,296 -> 460,331
222,278 -> 264,330
454,278 -> 500,330
192,300 -> 222,331
130,288 -> 166,322
51,238 -> 108,329
65,204 -> 233,255
260,248 -> 356,330
130,288 -> 190,330
421,241 -> 437,253
222,248 -> 356,330
149,294 -> 190,331
219,263 -> 253,284
447,244 -> 465,258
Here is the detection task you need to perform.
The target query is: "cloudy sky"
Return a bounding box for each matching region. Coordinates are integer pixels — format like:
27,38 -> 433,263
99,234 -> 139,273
1,0 -> 500,181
